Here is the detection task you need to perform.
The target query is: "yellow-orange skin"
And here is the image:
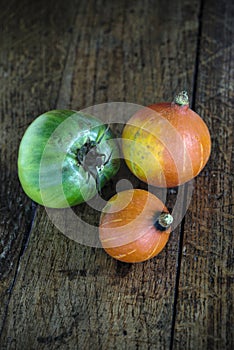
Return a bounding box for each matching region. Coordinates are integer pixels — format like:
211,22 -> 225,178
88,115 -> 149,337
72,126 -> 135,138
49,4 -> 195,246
122,103 -> 211,187
99,189 -> 171,263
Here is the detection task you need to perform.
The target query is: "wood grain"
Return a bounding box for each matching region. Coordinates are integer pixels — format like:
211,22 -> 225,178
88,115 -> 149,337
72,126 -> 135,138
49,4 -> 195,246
0,0 -> 200,348
1,0 -> 232,349
0,0 -> 80,334
173,0 -> 234,349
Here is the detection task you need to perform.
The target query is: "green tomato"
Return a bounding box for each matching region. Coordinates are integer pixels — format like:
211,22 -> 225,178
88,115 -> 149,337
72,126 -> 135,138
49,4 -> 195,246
18,110 -> 120,208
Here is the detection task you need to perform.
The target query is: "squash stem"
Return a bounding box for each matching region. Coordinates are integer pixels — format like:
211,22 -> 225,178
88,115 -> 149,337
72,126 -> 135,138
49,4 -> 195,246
154,212 -> 173,231
174,91 -> 189,106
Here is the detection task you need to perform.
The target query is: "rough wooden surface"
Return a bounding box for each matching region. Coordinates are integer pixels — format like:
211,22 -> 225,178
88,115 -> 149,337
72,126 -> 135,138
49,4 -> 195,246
0,0 -> 233,349
0,0 -> 80,334
173,0 -> 234,349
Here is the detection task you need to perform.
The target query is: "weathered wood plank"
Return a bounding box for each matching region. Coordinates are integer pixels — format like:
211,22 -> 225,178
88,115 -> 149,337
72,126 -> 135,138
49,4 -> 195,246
0,0 -> 80,333
173,0 -> 234,349
1,0 -> 202,349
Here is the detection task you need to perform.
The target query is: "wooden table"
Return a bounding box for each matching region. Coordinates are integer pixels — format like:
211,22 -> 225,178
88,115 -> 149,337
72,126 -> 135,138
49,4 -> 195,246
0,0 -> 233,349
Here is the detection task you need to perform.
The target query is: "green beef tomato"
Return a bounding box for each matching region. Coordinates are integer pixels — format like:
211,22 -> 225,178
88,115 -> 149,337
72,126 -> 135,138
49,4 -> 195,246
18,110 -> 120,208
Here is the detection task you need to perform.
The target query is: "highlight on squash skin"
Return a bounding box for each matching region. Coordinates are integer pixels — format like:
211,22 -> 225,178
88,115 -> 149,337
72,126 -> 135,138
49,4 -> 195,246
122,91 -> 211,188
99,189 -> 173,263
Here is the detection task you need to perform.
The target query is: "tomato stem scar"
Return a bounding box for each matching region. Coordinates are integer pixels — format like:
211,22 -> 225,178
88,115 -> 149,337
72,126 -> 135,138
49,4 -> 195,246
76,125 -> 111,193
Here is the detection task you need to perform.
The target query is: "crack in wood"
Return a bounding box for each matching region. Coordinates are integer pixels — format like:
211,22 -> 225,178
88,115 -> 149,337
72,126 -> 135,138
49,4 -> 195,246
0,202 -> 37,338
169,2 -> 205,348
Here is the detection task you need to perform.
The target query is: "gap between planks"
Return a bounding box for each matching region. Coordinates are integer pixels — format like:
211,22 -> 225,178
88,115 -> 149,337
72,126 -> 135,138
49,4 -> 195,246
169,0 -> 204,348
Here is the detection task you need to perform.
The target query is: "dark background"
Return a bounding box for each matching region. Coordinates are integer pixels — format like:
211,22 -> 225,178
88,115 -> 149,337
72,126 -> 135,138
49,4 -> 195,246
0,0 -> 233,349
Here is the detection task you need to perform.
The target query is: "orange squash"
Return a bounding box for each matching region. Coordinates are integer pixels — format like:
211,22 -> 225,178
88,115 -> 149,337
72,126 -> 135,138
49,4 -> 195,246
122,91 -> 211,187
99,189 -> 173,263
